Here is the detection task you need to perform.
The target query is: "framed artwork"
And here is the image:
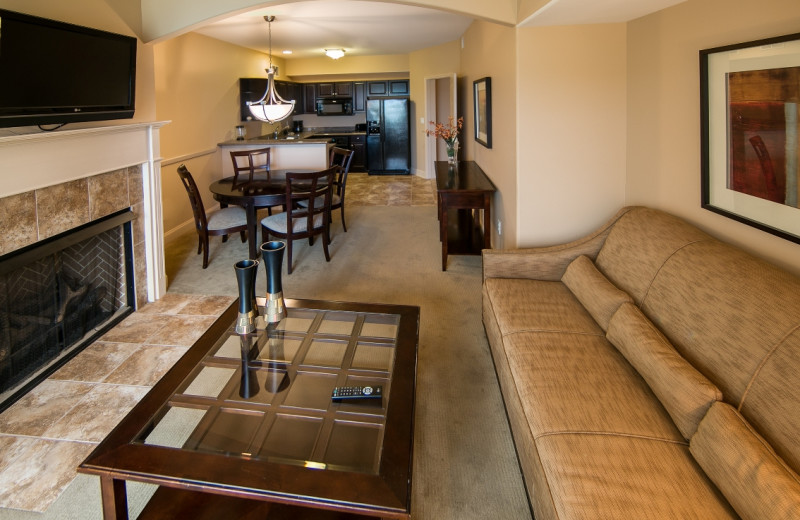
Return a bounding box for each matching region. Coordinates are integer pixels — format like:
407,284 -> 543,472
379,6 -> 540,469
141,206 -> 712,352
701,32 -> 800,244
473,77 -> 492,148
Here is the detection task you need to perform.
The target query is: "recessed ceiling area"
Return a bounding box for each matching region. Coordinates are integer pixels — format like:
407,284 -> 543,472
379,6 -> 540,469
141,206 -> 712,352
194,1 -> 475,60
193,0 -> 690,60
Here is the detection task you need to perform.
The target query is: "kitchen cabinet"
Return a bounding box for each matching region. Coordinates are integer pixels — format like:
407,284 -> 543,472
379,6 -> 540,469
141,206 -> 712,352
353,82 -> 366,112
303,84 -> 316,114
350,134 -> 366,170
367,80 -> 409,97
388,80 -> 409,96
274,81 -> 303,116
317,82 -> 353,98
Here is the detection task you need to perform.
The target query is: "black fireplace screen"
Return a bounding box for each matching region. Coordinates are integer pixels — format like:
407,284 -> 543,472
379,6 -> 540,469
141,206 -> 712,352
0,210 -> 134,409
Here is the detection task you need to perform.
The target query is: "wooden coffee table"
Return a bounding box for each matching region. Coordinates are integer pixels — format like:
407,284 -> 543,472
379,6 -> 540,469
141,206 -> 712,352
79,299 -> 419,519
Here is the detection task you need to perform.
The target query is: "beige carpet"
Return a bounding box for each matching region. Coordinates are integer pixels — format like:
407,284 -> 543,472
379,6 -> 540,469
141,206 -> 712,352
1,205 -> 532,519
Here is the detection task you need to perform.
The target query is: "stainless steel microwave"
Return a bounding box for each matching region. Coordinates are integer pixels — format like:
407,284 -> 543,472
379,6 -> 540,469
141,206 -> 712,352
316,98 -> 353,116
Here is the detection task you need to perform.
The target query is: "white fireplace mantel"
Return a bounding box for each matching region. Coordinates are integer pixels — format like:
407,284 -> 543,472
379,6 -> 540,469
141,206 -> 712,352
0,121 -> 170,303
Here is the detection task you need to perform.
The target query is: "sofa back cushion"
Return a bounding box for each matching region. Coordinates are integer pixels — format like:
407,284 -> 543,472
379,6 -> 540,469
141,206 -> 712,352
607,302 -> 722,439
690,401 -> 800,520
562,255 -> 633,330
595,207 -> 710,306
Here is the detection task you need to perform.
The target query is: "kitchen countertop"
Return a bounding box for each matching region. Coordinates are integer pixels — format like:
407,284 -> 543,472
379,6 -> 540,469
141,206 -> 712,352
218,129 -> 365,147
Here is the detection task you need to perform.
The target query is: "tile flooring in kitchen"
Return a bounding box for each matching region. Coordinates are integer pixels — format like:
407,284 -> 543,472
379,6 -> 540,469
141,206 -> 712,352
0,172 -> 436,513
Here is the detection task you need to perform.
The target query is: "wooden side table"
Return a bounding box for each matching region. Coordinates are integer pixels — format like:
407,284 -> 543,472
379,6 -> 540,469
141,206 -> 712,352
435,161 -> 497,271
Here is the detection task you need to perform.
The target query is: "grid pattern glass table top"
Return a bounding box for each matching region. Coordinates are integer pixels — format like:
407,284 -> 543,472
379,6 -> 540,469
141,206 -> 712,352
136,306 -> 400,475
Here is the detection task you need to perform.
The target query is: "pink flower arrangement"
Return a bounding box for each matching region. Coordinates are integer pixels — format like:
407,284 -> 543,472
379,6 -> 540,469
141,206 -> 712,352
426,116 -> 463,145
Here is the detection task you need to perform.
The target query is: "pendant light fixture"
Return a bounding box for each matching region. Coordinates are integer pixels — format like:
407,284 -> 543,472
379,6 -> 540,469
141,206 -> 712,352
247,16 -> 295,123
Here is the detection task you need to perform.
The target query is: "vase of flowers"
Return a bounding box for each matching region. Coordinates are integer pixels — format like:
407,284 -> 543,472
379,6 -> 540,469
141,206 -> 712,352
427,116 -> 463,164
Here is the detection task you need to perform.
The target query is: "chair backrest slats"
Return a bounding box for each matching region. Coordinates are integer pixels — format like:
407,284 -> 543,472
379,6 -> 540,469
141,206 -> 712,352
177,164 -> 208,231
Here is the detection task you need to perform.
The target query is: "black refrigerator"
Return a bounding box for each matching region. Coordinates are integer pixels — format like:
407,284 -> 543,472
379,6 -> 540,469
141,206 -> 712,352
366,97 -> 410,174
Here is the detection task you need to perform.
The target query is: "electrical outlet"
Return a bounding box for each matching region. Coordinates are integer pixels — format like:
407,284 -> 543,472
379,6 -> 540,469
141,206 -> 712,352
497,220 -> 502,235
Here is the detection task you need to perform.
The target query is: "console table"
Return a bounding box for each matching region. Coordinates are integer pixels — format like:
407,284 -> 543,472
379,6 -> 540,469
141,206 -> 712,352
435,161 -> 497,271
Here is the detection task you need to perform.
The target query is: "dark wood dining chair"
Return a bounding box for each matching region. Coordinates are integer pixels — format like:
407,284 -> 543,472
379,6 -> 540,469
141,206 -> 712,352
230,148 -> 270,186
297,147 -> 354,240
178,164 -> 248,269
260,167 -> 337,274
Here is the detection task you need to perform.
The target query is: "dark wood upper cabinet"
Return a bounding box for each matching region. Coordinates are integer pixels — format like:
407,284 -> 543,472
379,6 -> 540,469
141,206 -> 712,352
388,80 -> 409,96
317,82 -> 353,97
353,82 -> 366,112
367,81 -> 388,97
303,83 -> 316,114
367,80 -> 409,97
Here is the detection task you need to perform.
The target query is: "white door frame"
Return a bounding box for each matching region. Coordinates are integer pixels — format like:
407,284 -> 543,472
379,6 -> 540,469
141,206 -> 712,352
423,73 -> 458,179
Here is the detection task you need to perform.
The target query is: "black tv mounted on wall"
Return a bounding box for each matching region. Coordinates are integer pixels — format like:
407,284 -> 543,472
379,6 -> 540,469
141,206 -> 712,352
0,9 -> 137,128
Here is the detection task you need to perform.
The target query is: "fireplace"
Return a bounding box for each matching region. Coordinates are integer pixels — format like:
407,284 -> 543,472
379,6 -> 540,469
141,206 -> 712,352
0,210 -> 135,411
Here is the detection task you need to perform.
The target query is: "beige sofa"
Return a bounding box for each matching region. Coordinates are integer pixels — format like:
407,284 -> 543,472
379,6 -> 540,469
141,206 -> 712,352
482,206 -> 800,519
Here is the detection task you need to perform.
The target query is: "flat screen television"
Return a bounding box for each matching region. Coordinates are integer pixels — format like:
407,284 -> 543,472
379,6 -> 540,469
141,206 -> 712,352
0,9 -> 136,128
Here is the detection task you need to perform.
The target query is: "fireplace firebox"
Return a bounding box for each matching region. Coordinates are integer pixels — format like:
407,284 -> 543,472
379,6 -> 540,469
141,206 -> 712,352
0,209 -> 135,411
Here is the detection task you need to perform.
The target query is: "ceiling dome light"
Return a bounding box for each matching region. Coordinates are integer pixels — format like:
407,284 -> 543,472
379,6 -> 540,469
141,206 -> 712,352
247,16 -> 295,123
325,49 -> 345,60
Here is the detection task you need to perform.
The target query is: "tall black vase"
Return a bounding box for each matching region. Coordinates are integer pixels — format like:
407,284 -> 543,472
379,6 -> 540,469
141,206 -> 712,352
261,241 -> 287,323
234,259 -> 258,334
239,335 -> 260,399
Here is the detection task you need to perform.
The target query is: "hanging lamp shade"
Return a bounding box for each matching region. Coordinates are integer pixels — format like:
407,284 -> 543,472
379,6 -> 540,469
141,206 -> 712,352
247,67 -> 295,123
247,16 -> 295,123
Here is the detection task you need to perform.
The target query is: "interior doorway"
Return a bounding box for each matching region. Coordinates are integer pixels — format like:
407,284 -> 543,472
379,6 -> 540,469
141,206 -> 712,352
424,73 -> 458,178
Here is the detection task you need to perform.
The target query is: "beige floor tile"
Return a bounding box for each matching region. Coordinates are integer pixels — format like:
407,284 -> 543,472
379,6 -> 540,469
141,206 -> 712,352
136,292 -> 193,315
43,384 -> 149,443
179,294 -> 235,316
0,380 -> 94,436
0,437 -> 94,512
145,315 -> 218,347
104,345 -> 187,386
100,312 -> 172,343
50,341 -> 140,382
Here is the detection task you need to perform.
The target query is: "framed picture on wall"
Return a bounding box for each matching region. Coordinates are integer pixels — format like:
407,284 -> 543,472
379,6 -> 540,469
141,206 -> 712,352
701,32 -> 800,244
473,77 -> 492,148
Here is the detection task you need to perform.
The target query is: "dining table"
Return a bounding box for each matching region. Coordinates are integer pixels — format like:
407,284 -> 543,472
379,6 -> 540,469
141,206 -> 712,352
209,170 -> 316,259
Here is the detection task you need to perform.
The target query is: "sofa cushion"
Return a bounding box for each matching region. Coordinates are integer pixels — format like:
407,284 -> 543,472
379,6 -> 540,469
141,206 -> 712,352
483,278 -> 602,337
607,302 -> 722,439
690,401 -> 800,520
595,207 -> 711,305
537,433 -> 738,519
641,239 -> 800,407
739,326 -> 800,472
562,255 -> 633,331
505,331 -> 682,440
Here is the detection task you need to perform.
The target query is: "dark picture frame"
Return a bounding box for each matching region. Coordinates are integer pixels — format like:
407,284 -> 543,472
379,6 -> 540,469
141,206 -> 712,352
473,77 -> 492,148
700,32 -> 800,244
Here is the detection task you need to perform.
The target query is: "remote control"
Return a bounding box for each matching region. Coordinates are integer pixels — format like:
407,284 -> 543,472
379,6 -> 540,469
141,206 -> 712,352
331,385 -> 382,402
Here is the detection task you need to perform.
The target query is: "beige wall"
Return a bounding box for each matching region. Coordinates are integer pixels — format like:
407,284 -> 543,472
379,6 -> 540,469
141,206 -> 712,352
154,31 -> 284,233
627,0 -> 800,275
459,20 -> 517,249
409,40 -> 461,176
286,55 -> 409,79
516,23 -> 627,247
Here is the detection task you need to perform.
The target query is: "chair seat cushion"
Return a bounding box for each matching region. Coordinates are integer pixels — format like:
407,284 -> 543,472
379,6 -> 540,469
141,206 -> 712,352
207,206 -> 247,231
261,211 -> 323,234
297,194 -> 341,208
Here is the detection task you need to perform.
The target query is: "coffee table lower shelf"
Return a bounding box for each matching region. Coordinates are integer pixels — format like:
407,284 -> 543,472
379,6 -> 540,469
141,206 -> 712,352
138,487 -> 394,519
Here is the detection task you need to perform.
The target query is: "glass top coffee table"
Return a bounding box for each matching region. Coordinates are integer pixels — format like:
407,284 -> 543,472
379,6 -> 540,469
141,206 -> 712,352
79,299 -> 419,519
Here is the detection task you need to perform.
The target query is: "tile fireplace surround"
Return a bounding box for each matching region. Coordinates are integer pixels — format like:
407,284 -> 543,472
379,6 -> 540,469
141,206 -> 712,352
0,122 -> 168,308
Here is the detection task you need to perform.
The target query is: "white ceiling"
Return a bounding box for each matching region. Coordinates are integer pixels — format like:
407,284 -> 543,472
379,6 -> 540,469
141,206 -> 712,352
194,1 -> 474,59
194,0 -> 687,60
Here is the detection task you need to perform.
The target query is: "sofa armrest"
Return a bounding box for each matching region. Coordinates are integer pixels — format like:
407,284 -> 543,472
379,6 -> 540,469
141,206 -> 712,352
482,207 -> 634,281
